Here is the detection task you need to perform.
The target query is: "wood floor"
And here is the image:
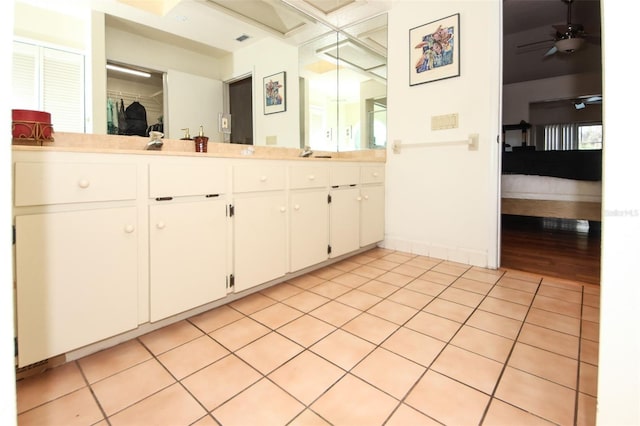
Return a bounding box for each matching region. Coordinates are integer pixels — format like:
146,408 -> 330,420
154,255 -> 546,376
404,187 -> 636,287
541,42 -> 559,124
500,214 -> 601,285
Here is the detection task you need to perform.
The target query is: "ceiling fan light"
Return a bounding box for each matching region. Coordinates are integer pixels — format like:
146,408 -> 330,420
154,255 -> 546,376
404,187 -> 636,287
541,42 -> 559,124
555,37 -> 584,53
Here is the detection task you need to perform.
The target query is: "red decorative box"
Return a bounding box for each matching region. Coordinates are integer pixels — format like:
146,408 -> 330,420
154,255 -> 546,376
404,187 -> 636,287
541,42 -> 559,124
12,109 -> 54,142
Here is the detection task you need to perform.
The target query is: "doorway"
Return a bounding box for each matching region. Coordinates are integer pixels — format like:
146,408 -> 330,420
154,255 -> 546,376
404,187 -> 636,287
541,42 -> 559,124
228,76 -> 253,145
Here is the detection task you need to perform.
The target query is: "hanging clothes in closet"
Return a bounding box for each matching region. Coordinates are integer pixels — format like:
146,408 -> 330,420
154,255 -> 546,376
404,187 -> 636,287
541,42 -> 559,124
117,99 -> 128,135
106,98 -> 118,135
125,100 -> 148,136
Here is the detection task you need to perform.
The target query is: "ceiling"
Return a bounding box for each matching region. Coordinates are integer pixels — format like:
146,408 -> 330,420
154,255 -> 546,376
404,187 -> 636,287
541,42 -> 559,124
502,0 -> 602,84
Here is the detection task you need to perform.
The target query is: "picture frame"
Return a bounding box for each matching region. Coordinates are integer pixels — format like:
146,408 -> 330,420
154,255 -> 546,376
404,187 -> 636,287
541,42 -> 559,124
263,71 -> 286,114
409,13 -> 460,86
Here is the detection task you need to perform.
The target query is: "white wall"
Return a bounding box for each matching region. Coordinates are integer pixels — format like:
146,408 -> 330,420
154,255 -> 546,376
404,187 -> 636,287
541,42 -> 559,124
384,0 -> 502,268
224,37 -> 300,148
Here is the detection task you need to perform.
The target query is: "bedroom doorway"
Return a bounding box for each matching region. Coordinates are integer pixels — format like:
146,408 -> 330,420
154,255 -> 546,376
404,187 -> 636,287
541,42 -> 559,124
500,0 -> 602,285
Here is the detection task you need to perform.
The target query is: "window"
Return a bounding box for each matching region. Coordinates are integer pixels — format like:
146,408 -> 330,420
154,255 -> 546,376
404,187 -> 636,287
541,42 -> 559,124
12,40 -> 85,133
544,123 -> 602,151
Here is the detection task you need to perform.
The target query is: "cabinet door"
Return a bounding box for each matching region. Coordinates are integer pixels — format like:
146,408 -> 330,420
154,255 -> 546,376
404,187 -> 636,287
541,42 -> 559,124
233,193 -> 287,292
15,207 -> 138,367
149,199 -> 227,322
290,190 -> 329,272
330,187 -> 361,258
360,184 -> 385,246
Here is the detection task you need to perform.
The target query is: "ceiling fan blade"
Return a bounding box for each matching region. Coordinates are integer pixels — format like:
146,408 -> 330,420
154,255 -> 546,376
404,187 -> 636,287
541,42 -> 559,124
516,39 -> 554,49
544,45 -> 558,57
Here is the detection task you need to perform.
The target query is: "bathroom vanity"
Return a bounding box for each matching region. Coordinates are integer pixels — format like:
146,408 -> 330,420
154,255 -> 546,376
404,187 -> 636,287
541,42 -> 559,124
11,133 -> 386,368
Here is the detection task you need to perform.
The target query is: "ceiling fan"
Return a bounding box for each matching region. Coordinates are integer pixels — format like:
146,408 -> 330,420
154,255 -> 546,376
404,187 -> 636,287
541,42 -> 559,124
517,0 -> 599,57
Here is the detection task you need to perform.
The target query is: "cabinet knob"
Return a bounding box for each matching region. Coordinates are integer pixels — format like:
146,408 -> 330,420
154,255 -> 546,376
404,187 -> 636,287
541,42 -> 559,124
124,224 -> 135,233
260,175 -> 268,182
357,196 -> 363,201
372,172 -> 379,178
280,206 -> 287,213
156,222 -> 166,229
294,204 -> 300,210
78,179 -> 90,189
308,174 -> 315,180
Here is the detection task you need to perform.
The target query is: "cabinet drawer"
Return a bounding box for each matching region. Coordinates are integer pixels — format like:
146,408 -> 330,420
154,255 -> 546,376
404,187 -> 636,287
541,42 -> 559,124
330,165 -> 360,187
233,164 -> 285,193
361,165 -> 385,184
289,164 -> 328,189
149,163 -> 227,198
15,162 -> 137,207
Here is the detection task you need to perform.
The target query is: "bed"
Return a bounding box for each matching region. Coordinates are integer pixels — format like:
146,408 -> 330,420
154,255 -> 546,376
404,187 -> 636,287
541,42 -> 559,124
501,149 -> 602,221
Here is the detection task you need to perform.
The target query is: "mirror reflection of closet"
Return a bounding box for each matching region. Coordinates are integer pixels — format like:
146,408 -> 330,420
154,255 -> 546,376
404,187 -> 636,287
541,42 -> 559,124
106,61 -> 165,137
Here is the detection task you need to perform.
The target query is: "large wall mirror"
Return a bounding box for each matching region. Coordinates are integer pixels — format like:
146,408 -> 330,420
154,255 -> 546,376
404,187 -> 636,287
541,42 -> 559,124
12,0 -> 387,152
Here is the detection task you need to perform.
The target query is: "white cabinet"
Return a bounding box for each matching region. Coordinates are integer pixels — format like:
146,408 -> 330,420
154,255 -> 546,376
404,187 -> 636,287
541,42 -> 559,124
13,157 -> 139,367
289,164 -> 330,272
329,164 -> 361,258
360,165 -> 385,246
148,160 -> 228,322
232,164 -> 287,292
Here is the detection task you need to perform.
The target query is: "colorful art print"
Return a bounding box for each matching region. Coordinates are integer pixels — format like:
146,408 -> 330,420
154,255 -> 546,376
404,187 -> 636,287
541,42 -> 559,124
409,14 -> 460,86
263,72 -> 286,114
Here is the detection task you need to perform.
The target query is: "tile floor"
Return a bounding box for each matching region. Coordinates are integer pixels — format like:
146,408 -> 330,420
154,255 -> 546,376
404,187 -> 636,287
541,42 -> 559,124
16,248 -> 599,426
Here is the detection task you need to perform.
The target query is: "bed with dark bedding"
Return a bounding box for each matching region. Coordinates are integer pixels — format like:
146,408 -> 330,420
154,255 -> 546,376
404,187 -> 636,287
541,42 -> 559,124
501,149 -> 602,221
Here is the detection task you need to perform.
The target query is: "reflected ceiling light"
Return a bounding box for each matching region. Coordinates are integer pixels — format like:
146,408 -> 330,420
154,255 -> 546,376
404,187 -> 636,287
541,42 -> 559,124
106,64 -> 151,78
555,37 -> 584,54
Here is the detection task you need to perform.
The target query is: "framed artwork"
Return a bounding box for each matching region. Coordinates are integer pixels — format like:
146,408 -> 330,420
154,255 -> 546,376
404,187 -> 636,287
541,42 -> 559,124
409,13 -> 460,86
263,71 -> 286,114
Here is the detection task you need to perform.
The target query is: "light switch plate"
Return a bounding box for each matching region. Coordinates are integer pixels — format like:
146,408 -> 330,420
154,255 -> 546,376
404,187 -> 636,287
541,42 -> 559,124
431,113 -> 459,130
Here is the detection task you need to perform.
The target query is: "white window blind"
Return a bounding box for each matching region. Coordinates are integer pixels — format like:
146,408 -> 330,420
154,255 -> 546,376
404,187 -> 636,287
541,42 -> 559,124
12,41 -> 85,133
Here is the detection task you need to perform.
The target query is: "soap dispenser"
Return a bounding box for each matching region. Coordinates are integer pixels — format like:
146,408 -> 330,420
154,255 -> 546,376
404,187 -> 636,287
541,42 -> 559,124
194,125 -> 208,153
180,128 -> 192,140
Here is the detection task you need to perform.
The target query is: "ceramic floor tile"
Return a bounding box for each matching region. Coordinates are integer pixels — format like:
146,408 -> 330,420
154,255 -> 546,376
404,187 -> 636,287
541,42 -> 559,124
367,299 -> 418,325
208,316 -> 270,352
451,325 -> 514,363
16,361 -> 86,413
391,263 -> 429,278
212,378 -> 304,426
268,350 -> 344,405
309,300 -> 361,327
329,272 -> 371,288
351,347 -> 426,399
376,270 -> 415,286
191,415 -> 219,426
420,270 -> 458,285
580,338 -> 599,365
479,296 -> 530,321
228,292 -> 277,315
157,335 -> 229,380
348,252 -> 378,264
350,264 -> 387,279
538,283 -> 583,303
331,259 -> 362,273
483,398 -> 556,426
508,342 -> 578,389
188,304 -> 244,334
381,327 -> 446,367
307,281 -> 352,299
91,359 -> 175,416
277,314 -> 336,347
381,252 -> 414,263
405,311 -> 461,342
582,305 -> 600,323
286,274 -> 326,289
501,269 -> 543,284
386,287 -> 433,309
310,329 -> 375,371
249,302 -> 303,329
531,294 -> 582,318
357,279 -> 400,298
138,320 -> 204,355
310,265 -> 344,280
462,268 -> 503,284
451,277 -> 494,295
495,366 -> 576,425
405,370 -> 490,425
108,383 -> 206,426
582,293 -> 600,308
526,307 -> 581,336
518,323 -> 579,359
235,331 -> 304,375
581,320 -> 599,342
577,392 -> 597,426
281,290 -> 330,312
289,409 -> 332,426
367,258 -> 402,271
496,276 -> 540,293
311,374 -> 399,426
181,354 -> 261,411
404,256 -> 440,270
466,309 -> 523,340
404,278 -> 447,297
17,387 -> 103,426
385,403 -> 442,426
431,261 -> 470,277
422,298 -> 474,323
488,285 -> 535,306
342,312 -> 399,345
438,287 -> 485,308
259,282 -> 303,301
579,361 -> 598,397
335,288 -> 383,310
78,339 -> 152,384
431,345 -> 503,394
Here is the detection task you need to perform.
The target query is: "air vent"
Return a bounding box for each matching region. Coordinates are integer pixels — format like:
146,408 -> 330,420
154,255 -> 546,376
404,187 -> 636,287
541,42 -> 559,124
236,34 -> 250,42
